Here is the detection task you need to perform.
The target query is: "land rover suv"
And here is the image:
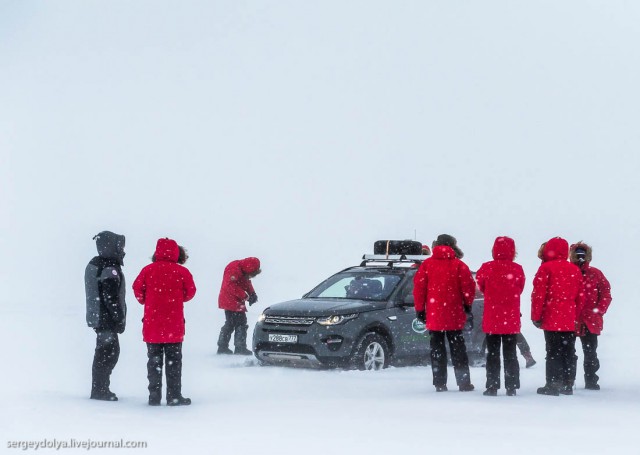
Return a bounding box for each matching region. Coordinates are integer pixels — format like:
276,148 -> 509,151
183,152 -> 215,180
252,252 -> 485,370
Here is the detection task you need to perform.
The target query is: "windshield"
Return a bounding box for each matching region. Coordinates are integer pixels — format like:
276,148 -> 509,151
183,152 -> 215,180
306,271 -> 404,301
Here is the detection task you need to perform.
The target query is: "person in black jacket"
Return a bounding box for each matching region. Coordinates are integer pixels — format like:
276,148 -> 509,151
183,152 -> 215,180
85,231 -> 127,401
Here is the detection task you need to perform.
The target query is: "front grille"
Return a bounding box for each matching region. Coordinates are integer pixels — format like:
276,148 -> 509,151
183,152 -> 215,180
264,315 -> 316,325
255,342 -> 317,355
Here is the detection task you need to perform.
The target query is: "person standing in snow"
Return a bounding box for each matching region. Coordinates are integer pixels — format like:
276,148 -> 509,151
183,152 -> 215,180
569,242 -> 612,390
217,257 -> 261,355
531,237 -> 584,396
413,234 -> 476,392
133,238 -> 197,406
85,231 -> 127,401
476,236 -> 525,396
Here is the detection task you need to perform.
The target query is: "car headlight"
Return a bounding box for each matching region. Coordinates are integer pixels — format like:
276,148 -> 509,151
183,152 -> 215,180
316,313 -> 358,326
258,312 -> 267,323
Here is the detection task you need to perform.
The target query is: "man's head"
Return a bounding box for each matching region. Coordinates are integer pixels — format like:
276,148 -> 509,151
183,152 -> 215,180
432,234 -> 463,259
94,231 -> 126,265
240,257 -> 261,278
570,242 -> 592,266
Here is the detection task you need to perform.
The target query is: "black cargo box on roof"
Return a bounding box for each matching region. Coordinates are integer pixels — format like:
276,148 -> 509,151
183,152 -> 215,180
373,240 -> 422,256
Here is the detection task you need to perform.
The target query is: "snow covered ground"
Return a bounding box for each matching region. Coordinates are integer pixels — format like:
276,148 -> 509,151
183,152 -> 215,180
3,1 -> 640,453
2,281 -> 639,454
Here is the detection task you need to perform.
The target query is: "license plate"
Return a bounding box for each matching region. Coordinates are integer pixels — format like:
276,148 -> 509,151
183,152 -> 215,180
268,334 -> 298,343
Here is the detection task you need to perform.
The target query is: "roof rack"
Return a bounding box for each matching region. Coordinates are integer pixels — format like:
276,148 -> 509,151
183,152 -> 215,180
360,254 -> 426,267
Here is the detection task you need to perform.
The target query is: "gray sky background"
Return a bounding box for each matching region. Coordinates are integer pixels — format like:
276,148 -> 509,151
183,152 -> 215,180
1,1 -> 638,323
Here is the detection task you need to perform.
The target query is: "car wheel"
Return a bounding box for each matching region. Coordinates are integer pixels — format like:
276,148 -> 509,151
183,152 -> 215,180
351,333 -> 390,371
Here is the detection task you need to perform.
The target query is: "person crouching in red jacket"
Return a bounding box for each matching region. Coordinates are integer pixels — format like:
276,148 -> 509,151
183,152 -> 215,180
133,238 -> 197,406
413,234 -> 476,392
531,237 -> 584,396
570,242 -> 612,390
476,236 -> 525,397
217,257 -> 261,355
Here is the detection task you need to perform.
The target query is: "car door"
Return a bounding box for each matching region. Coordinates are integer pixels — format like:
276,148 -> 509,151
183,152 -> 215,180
388,271 -> 429,358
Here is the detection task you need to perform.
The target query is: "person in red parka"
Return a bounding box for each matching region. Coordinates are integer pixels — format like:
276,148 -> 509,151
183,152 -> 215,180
569,242 -> 612,390
476,236 -> 525,397
413,234 -> 476,392
217,257 -> 261,355
531,237 -> 584,396
133,238 -> 197,406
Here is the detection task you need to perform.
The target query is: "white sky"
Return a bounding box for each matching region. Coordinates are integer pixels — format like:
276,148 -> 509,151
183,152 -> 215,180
2,5 -> 640,453
1,1 -> 639,316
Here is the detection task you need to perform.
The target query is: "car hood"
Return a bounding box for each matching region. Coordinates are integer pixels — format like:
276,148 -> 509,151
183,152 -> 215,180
264,298 -> 381,316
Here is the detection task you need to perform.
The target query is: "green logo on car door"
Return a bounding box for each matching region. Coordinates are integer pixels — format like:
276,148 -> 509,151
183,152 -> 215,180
412,318 -> 426,334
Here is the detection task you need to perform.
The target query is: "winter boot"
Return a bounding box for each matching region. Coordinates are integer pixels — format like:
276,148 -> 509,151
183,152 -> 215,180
536,384 -> 560,396
217,319 -> 235,353
435,385 -> 448,392
90,371 -> 117,401
167,396 -> 192,406
559,383 -> 574,395
147,345 -> 164,405
459,383 -> 475,392
522,351 -> 536,368
164,344 -> 187,406
90,389 -> 118,401
233,324 -> 250,355
506,388 -> 517,396
148,392 -> 161,406
483,388 -> 497,396
585,382 -> 600,390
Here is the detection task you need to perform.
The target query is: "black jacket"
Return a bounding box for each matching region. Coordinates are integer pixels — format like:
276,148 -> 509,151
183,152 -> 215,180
85,231 -> 127,332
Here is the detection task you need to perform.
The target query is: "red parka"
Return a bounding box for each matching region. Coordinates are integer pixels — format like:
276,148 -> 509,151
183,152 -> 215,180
133,238 -> 197,343
570,243 -> 612,335
531,237 -> 584,332
413,246 -> 476,331
476,236 -> 525,335
218,257 -> 260,312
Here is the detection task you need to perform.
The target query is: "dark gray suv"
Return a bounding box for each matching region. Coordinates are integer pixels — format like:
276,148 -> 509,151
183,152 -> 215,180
253,255 -> 485,370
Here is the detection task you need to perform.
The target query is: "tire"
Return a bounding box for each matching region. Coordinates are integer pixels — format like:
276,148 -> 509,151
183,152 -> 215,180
351,333 -> 390,371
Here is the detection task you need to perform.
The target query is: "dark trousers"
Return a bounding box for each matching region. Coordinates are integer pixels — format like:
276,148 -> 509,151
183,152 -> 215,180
485,334 -> 520,390
482,333 -> 531,357
429,330 -> 471,387
516,333 -> 531,355
217,310 -> 248,350
575,329 -> 600,386
92,330 -> 120,393
147,343 -> 183,400
544,331 -> 576,387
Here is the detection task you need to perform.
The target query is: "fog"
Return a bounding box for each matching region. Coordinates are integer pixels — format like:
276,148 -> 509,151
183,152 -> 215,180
2,0 -> 639,326
2,3 -> 640,453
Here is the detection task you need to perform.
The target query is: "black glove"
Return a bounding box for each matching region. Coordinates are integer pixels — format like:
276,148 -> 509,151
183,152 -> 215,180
415,310 -> 426,323
463,305 -> 472,314
248,293 -> 258,305
532,320 -> 542,329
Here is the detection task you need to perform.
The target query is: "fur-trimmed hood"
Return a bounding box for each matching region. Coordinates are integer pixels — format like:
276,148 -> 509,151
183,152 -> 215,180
570,241 -> 593,265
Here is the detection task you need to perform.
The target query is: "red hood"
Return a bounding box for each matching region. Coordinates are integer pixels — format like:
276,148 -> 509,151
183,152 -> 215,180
239,257 -> 261,274
543,237 -> 569,261
431,245 -> 457,260
492,236 -> 516,260
154,238 -> 179,262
